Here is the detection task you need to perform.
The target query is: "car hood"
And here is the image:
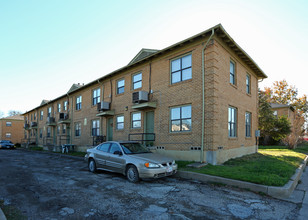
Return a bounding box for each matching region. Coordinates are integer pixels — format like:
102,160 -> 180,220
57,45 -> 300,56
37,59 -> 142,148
128,153 -> 174,164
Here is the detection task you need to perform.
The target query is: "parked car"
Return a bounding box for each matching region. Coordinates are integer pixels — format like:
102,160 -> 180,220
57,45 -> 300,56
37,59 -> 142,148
85,141 -> 177,182
0,140 -> 15,149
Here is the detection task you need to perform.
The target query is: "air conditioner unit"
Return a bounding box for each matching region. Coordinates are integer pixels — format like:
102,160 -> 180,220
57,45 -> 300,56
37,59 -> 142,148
132,91 -> 148,104
97,102 -> 110,111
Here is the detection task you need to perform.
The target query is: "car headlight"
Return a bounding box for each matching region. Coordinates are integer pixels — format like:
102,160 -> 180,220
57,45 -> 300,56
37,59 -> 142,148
144,162 -> 160,168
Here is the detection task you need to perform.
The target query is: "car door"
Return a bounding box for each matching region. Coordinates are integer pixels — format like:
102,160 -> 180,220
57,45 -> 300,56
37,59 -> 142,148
105,143 -> 126,173
94,143 -> 111,169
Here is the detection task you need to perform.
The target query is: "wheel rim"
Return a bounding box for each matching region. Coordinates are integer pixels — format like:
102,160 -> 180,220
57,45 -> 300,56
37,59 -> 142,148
128,168 -> 136,181
89,161 -> 94,171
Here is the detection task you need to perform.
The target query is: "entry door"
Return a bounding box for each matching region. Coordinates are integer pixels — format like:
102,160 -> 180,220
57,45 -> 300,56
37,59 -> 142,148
107,118 -> 113,141
144,111 -> 154,145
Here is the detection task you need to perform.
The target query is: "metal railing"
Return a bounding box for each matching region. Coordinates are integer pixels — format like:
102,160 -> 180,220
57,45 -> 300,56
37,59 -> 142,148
92,135 -> 106,146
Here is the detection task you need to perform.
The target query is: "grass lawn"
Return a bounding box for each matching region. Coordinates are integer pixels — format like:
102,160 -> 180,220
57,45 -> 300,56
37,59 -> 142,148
177,143 -> 308,186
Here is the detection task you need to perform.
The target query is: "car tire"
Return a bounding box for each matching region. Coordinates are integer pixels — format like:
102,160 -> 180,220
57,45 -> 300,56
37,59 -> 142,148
126,165 -> 139,183
88,159 -> 96,173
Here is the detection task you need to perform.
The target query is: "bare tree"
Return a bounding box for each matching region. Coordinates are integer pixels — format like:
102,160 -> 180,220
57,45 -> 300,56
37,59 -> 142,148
8,110 -> 23,116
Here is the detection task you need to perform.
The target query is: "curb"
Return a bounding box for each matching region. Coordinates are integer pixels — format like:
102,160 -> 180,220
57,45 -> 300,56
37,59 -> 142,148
0,207 -> 7,220
18,148 -> 85,161
175,155 -> 308,199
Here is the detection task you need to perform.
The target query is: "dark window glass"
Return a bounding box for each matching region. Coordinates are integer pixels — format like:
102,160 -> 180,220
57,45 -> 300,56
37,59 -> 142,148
171,54 -> 192,84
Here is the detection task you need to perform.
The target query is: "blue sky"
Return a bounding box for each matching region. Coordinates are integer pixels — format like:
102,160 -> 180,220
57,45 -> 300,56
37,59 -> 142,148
0,0 -> 307,116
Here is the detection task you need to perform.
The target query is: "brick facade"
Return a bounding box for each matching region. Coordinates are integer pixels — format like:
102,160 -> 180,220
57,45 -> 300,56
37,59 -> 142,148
23,24 -> 267,164
0,115 -> 24,144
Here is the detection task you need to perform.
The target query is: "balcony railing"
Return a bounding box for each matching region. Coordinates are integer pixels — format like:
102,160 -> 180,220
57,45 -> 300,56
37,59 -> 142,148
24,123 -> 30,129
30,122 -> 37,128
46,117 -> 56,126
59,113 -> 69,121
92,135 -> 106,146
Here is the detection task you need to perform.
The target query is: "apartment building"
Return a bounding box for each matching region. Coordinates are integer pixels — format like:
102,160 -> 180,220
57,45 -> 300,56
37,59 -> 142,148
23,24 -> 267,164
270,103 -> 296,126
0,115 -> 24,144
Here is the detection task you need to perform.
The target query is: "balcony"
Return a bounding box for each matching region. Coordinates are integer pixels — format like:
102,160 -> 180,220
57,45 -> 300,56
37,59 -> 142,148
46,117 -> 56,126
132,102 -> 157,110
24,123 -> 30,130
58,113 -> 71,124
30,122 -> 37,128
96,102 -> 114,117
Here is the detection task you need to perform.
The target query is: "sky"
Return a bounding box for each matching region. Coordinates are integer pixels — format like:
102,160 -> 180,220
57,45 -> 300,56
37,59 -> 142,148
0,0 -> 307,117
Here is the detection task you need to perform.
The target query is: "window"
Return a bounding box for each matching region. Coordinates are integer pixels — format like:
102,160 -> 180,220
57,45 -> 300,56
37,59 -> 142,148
48,107 -> 52,117
92,88 -> 101,105
58,103 -> 61,112
228,106 -> 237,137
171,54 -> 192,84
75,123 -> 81,137
47,127 -> 51,138
5,133 -> 11,138
132,112 -> 141,128
39,129 -> 42,138
76,96 -> 82,110
245,112 -> 252,137
133,73 -> 142,90
117,79 -> 125,94
63,101 -> 68,111
34,113 -> 37,120
62,124 -> 66,134
92,120 -> 100,136
109,143 -> 121,154
97,143 -> 110,152
40,111 -> 44,120
170,105 -> 192,132
57,126 -> 60,135
31,114 -> 33,121
116,115 -> 124,130
230,60 -> 236,85
246,74 -> 251,94
273,110 -> 278,117
6,122 -> 11,127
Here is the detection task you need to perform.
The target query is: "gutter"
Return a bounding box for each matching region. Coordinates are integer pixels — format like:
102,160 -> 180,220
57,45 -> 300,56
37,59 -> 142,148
201,28 -> 215,163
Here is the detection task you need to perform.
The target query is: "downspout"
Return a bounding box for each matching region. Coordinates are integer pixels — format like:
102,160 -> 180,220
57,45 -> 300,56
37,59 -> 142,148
66,92 -> 72,145
201,28 -> 215,163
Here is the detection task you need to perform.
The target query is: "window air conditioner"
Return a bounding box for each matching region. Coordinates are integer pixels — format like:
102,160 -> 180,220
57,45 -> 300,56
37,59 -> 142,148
132,91 -> 148,104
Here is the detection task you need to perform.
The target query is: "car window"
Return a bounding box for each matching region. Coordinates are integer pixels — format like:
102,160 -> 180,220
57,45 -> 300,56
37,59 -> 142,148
109,143 -> 121,154
97,143 -> 110,152
120,143 -> 150,154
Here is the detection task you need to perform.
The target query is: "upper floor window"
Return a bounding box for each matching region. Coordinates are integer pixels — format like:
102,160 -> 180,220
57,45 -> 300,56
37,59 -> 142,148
6,122 -> 12,127
116,115 -> 124,130
76,96 -> 82,110
117,79 -> 125,94
6,133 -> 11,138
230,61 -> 236,85
75,122 -> 81,137
92,88 -> 101,106
31,114 -> 33,121
170,105 -> 192,132
39,129 -> 42,138
57,126 -> 60,135
133,73 -> 142,90
40,111 -> 43,120
132,112 -> 141,128
171,54 -> 192,84
246,74 -> 251,94
34,113 -> 37,120
47,107 -> 52,117
245,112 -> 252,137
92,120 -> 100,136
63,101 -> 68,111
58,103 -> 61,113
228,106 -> 237,137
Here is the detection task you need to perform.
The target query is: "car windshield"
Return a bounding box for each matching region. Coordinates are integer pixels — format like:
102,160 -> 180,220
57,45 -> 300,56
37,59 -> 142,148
120,143 -> 151,154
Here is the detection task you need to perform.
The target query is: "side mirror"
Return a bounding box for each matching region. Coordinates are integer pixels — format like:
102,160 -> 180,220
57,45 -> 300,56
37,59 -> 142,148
114,150 -> 123,156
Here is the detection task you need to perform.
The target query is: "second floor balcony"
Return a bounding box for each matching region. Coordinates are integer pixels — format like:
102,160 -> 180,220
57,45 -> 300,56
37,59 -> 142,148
30,122 -> 37,128
46,117 -> 56,126
58,113 -> 71,124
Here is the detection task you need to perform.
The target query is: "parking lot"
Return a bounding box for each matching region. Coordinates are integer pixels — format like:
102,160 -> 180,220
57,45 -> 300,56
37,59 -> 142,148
0,149 -> 301,219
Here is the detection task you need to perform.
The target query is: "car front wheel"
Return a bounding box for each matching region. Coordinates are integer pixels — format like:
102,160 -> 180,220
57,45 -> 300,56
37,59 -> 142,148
126,165 -> 139,183
88,159 -> 96,173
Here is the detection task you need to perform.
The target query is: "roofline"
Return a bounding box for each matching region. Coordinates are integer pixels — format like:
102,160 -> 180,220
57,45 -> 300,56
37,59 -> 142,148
23,24 -> 267,115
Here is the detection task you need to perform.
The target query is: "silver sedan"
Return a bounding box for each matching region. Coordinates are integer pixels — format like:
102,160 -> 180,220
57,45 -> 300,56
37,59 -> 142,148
85,141 -> 177,182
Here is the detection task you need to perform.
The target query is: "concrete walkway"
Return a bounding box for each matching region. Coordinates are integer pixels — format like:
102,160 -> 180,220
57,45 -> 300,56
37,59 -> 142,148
285,165 -> 308,219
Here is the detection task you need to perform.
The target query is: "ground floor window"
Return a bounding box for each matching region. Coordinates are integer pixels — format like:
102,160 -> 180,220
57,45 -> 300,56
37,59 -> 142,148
132,112 -> 141,128
62,124 -> 66,134
116,115 -> 124,130
39,129 -> 42,138
47,127 -> 51,138
92,120 -> 100,136
245,112 -> 252,137
170,105 -> 192,132
5,133 -> 11,138
75,123 -> 81,137
228,106 -> 237,137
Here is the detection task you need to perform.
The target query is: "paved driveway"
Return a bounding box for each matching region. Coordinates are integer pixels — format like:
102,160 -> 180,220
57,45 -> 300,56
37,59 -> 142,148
0,149 -> 301,219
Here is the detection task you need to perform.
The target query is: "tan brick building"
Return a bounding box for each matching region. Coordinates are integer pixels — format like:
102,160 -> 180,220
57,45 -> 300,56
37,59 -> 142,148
270,103 -> 296,126
23,24 -> 267,164
0,115 -> 24,144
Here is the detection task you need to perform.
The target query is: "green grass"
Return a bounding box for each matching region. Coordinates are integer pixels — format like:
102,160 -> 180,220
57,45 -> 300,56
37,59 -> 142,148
178,144 -> 308,186
28,146 -> 43,151
0,200 -> 27,220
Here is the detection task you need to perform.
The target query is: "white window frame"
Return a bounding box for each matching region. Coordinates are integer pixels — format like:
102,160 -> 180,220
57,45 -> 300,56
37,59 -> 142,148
116,115 -> 124,130
6,122 -> 12,127
170,105 -> 192,132
230,60 -> 236,85
91,120 -> 100,136
92,88 -> 101,106
117,79 -> 125,94
76,96 -> 82,110
171,54 -> 192,84
228,106 -> 237,137
132,72 -> 142,90
132,112 -> 141,128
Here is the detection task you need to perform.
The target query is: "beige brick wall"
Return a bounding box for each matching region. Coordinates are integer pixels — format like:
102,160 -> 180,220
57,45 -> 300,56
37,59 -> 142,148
0,119 -> 24,144
23,33 -> 262,164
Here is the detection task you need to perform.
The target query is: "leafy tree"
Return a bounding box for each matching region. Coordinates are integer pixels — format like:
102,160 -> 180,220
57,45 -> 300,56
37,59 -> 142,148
258,90 -> 291,145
